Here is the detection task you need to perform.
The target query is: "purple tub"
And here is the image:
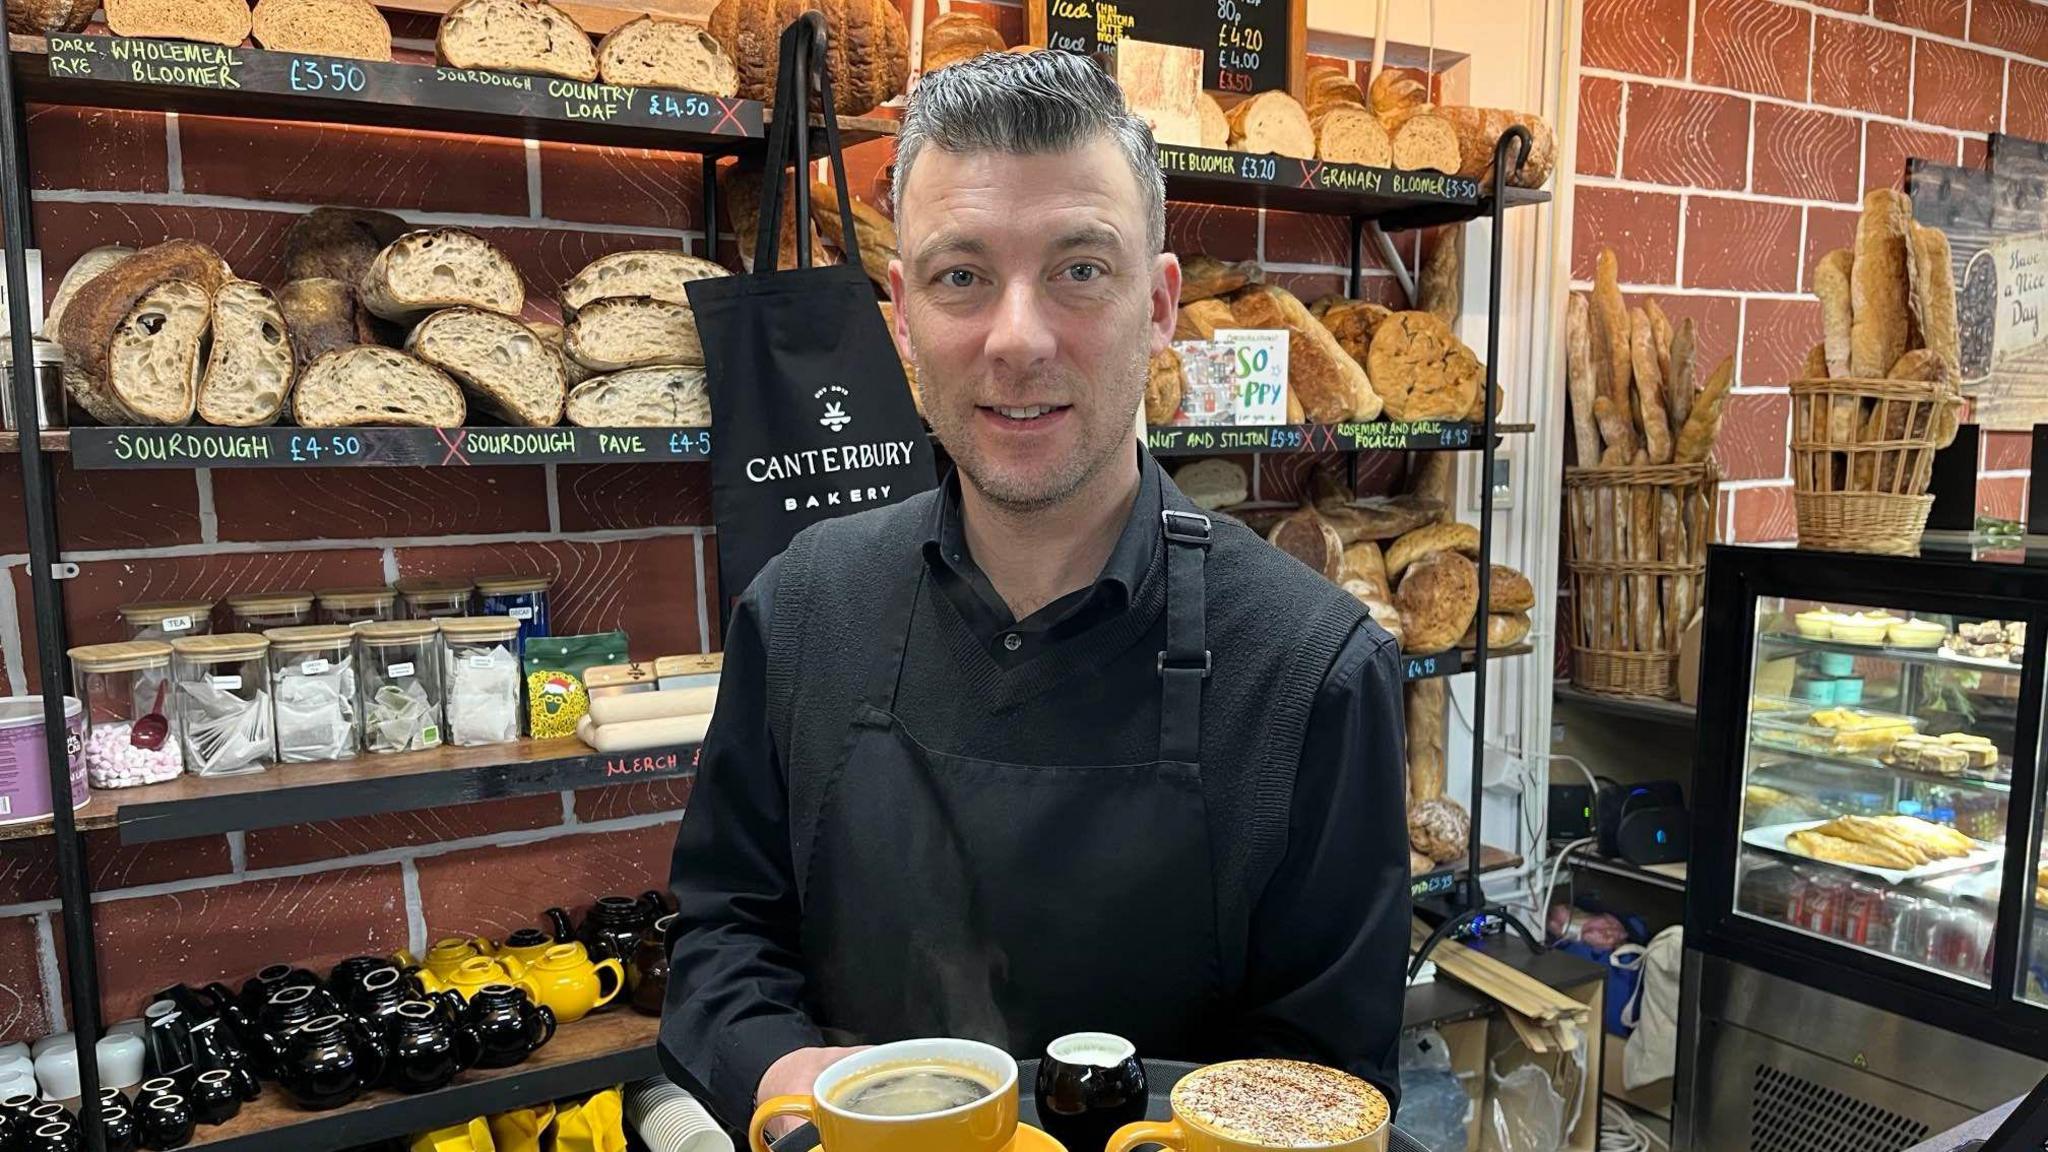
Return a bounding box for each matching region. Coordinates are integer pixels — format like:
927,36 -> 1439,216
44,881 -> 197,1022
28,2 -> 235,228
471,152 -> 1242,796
0,696 -> 87,827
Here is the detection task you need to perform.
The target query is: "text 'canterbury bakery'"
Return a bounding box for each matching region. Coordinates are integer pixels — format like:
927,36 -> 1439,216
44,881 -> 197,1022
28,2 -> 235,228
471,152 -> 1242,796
747,440 -> 921,510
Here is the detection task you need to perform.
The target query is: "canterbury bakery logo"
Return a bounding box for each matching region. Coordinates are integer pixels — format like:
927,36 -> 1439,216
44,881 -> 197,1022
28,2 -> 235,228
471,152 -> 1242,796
815,384 -> 852,432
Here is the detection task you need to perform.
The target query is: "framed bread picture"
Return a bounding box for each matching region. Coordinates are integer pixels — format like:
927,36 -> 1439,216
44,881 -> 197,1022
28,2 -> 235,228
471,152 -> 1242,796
1027,0 -> 1306,105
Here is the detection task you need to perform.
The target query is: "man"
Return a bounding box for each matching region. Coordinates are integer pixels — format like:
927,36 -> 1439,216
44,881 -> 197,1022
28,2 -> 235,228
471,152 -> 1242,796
661,49 -> 1410,1131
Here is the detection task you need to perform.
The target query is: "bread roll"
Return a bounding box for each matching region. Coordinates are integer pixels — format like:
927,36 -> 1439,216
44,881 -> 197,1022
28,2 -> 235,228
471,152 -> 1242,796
253,0 -> 391,60
106,0 -> 250,45
1225,91 -> 1314,159
1395,550 -> 1479,654
564,365 -> 710,427
294,346 -> 465,427
437,0 -> 598,81
1230,284 -> 1382,423
199,280 -> 293,427
1367,311 -> 1481,421
1173,459 -> 1249,511
1386,520 -> 1481,580
409,307 -> 567,427
597,17 -> 739,95
920,10 -> 1003,72
359,228 -> 523,323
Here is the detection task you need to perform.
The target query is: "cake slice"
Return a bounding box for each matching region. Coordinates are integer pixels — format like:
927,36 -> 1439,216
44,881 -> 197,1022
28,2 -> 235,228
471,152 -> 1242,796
565,365 -> 709,427
106,0 -> 252,46
199,280 -> 294,426
359,228 -> 524,324
294,346 -> 466,427
437,0 -> 598,82
596,17 -> 738,95
409,307 -> 567,427
251,0 -> 391,60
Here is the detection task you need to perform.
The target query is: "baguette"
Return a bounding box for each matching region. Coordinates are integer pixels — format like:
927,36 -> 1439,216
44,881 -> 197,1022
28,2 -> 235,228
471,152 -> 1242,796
1646,298 -> 1674,386
1180,255 -> 1261,302
1226,90 -> 1315,159
1850,189 -> 1913,378
1197,92 -> 1230,150
437,0 -> 598,82
1668,316 -> 1698,430
1389,113 -> 1460,174
1417,228 -> 1462,329
1592,249 -> 1636,458
359,228 -> 523,323
1367,310 -> 1481,421
1910,223 -> 1959,374
1815,247 -> 1855,378
1802,342 -> 1828,380
597,16 -> 738,94
43,246 -> 134,340
294,346 -> 465,427
810,181 -> 897,289
1659,489 -> 1684,654
1888,348 -> 1953,384
1312,104 -> 1392,167
564,365 -> 710,427
252,0 -> 392,60
1630,307 -> 1673,463
199,280 -> 293,427
1633,471 -> 1660,651
1674,356 -> 1735,464
409,307 -> 567,427
1229,284 -> 1382,423
1566,294 -> 1602,465
276,278 -> 378,372
287,207 -> 409,286
560,249 -> 727,317
1405,679 -> 1446,802
106,0 -> 249,45
565,296 -> 703,371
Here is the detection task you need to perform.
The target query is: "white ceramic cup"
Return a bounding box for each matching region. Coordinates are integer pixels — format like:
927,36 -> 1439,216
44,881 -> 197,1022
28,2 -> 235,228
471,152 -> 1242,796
32,1037 -> 79,1103
627,1078 -> 734,1152
95,1032 -> 144,1090
29,1033 -> 71,1060
0,1041 -> 29,1066
0,1049 -> 32,1082
108,1019 -> 146,1042
0,1067 -> 37,1102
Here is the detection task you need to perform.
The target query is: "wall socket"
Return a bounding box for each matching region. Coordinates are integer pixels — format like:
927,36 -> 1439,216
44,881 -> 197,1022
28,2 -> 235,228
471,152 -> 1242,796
1468,445 -> 1514,511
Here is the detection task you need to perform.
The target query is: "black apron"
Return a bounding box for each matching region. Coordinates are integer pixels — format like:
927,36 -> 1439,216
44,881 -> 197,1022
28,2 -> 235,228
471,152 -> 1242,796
799,500 -> 1226,1058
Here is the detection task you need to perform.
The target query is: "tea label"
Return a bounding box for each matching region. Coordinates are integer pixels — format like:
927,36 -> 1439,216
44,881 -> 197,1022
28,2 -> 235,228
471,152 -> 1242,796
466,654 -> 497,669
209,674 -> 242,690
387,661 -> 416,678
299,658 -> 331,675
1210,329 -> 1290,425
508,606 -> 535,621
161,615 -> 193,633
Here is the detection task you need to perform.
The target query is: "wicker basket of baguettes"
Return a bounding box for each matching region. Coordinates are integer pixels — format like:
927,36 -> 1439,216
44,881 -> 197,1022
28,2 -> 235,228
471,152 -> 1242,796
1562,248 -> 1732,699
1790,189 -> 1963,556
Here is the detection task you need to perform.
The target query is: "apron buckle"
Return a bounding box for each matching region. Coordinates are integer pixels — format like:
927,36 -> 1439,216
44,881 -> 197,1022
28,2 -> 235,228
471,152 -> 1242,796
1161,510 -> 1213,546
1157,650 -> 1212,678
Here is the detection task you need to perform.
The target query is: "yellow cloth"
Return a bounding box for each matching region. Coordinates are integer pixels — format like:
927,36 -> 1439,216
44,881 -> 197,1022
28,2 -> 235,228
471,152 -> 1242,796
488,1102 -> 557,1152
554,1087 -> 627,1152
410,1118 -> 495,1152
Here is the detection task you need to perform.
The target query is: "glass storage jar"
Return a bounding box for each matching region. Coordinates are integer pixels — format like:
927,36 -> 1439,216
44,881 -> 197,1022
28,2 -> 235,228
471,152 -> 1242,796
169,634 -> 274,777
437,617 -> 523,748
357,621 -> 444,754
316,587 -> 398,627
397,579 -> 473,620
117,600 -> 215,643
227,592 -> 314,633
68,641 -> 182,789
474,575 -> 551,656
265,626 -> 360,763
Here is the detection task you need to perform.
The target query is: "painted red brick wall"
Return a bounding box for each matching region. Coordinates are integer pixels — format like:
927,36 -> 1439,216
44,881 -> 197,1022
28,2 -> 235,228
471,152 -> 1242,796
1576,0 -> 2048,541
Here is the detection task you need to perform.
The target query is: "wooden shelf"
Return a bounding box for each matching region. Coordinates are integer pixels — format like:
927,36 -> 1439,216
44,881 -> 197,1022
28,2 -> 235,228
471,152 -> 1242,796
1553,683 -> 1696,726
1146,421 -> 1535,456
1405,644 -> 1533,684
1155,143 -> 1552,226
186,1009 -> 657,1152
1568,851 -> 1688,893
59,426 -> 712,469
1411,843 -> 1521,900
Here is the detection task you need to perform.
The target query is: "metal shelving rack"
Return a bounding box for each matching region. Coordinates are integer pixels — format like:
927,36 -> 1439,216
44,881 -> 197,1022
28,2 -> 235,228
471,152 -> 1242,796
0,20 -> 1553,1148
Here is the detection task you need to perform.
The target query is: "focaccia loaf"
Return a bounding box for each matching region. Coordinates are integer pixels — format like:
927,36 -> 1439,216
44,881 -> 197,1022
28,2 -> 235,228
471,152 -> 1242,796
360,228 -> 524,323
1225,90 -> 1314,159
564,365 -> 710,427
1230,284 -> 1382,423
294,346 -> 465,427
1395,550 -> 1479,655
286,206 -> 410,286
437,0 -> 598,81
597,16 -> 738,94
565,297 -> 704,371
276,278 -> 378,372
252,0 -> 392,60
199,280 -> 294,427
106,0 -> 250,45
409,307 -> 567,427
560,249 -> 728,316
1367,310 -> 1481,421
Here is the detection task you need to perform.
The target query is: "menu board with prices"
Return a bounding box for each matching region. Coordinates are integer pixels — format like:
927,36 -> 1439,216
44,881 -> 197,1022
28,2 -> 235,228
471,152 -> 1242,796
70,427 -> 716,469
1146,421 -> 1484,456
1028,0 -> 1302,97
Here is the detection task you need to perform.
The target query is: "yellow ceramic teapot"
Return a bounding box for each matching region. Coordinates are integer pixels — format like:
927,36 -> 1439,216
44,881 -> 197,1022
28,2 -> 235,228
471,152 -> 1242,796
397,936 -> 497,982
501,944 -> 623,1024
418,955 -> 530,1002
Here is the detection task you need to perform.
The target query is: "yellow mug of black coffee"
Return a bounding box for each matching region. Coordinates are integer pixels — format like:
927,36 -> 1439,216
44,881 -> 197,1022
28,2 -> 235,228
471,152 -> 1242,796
1108,1059 -> 1388,1152
747,1038 -> 1018,1152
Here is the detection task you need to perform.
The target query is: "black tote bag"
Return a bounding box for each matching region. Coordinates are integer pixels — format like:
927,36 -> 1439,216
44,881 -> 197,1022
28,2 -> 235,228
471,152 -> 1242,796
689,13 -> 936,622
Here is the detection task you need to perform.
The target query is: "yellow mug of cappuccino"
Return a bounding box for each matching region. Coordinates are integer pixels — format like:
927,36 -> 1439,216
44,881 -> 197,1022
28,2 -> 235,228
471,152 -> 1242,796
1108,1059 -> 1389,1152
748,1038 -> 1019,1152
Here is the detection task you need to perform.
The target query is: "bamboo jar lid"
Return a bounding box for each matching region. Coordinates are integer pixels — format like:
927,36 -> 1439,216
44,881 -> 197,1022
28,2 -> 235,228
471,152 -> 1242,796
474,575 -> 552,595
69,640 -> 172,673
316,586 -> 397,610
171,633 -> 271,662
226,591 -> 315,613
436,616 -> 522,642
356,620 -> 440,646
117,600 -> 215,624
264,625 -> 358,653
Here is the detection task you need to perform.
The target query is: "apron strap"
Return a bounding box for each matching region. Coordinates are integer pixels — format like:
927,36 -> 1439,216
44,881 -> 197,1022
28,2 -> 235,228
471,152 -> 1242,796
1158,508 -> 1211,763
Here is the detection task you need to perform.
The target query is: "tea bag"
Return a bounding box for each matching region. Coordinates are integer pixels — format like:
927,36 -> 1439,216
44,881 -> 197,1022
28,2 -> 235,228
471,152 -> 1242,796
446,643 -> 519,747
177,680 -> 274,776
366,680 -> 440,753
274,656 -> 358,762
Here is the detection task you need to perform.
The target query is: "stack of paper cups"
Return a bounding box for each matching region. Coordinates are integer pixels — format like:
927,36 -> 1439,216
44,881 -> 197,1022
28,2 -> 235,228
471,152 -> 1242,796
625,1078 -> 732,1152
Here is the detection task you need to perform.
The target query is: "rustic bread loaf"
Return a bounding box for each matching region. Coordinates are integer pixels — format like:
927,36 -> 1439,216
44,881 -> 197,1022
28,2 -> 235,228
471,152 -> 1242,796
199,280 -> 293,427
252,0 -> 391,60
708,0 -> 907,116
7,0 -> 94,35
43,246 -> 134,340
597,16 -> 738,94
1175,298 -> 1236,342
1179,255 -> 1260,302
106,0 -> 251,45
1348,588 -> 1403,649
1406,679 -> 1446,801
1591,248 -> 1636,458
1367,310 -> 1481,421
1305,64 -> 1365,120
1629,306 -> 1673,462
1312,104 -> 1392,167
1909,223 -> 1959,374
1268,506 -> 1345,581
276,278 -> 377,372
409,307 -> 567,427
877,301 -> 919,417
1386,520 -> 1481,580
57,240 -> 230,425
438,0 -> 598,81
531,320 -> 593,387
1229,284 -> 1382,423
286,207 -> 409,286
1395,550 -> 1479,655
565,365 -> 710,427
1368,68 -> 1429,122
295,346 -> 465,427
1389,113 -> 1460,174
1432,107 -> 1556,187
1317,494 -> 1446,543
1850,188 -> 1912,378
1225,90 -> 1314,159
1565,295 -> 1601,464
1459,611 -> 1532,649
1488,565 -> 1536,613
1172,459 -> 1248,511
921,9 -> 1003,73
105,280 -> 211,425
1342,540 -> 1390,600
1409,795 -> 1470,863
1814,247 -> 1854,379
1197,92 -> 1229,150
565,297 -> 703,370
810,181 -> 897,288
1144,346 -> 1184,426
359,228 -> 523,323
560,249 -> 728,316
1318,300 -> 1393,365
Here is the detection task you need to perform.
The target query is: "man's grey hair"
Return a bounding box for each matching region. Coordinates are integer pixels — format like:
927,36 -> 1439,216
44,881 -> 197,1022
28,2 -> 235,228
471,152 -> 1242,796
893,50 -> 1167,255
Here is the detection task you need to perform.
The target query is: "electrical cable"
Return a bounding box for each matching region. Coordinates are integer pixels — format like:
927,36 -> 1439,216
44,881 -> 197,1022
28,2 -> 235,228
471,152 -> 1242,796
1599,1099 -> 1667,1152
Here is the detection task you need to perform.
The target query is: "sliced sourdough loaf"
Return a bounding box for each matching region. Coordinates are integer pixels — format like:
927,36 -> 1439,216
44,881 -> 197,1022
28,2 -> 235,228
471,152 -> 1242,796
294,346 -> 466,427
565,297 -> 702,371
531,321 -> 593,387
199,280 -> 294,427
43,246 -> 134,339
106,280 -> 212,426
359,228 -> 524,323
1313,104 -> 1391,167
252,0 -> 391,60
409,307 -> 567,427
438,0 -> 598,80
1225,90 -> 1313,159
560,249 -> 728,316
106,0 -> 251,45
286,207 -> 409,284
565,365 -> 710,427
58,240 -> 231,425
276,278 -> 378,371
1390,113 -> 1461,174
596,16 -> 737,94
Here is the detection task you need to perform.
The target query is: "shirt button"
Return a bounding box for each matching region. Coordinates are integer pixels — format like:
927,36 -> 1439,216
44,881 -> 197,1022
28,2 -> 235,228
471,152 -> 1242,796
1003,633 -> 1022,652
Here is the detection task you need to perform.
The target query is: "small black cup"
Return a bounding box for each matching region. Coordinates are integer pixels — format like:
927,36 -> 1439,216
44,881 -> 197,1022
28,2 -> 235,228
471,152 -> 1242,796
189,1070 -> 240,1127
138,1094 -> 194,1151
134,1077 -> 180,1115
101,1102 -> 140,1152
1034,1033 -> 1147,1152
27,1119 -> 79,1152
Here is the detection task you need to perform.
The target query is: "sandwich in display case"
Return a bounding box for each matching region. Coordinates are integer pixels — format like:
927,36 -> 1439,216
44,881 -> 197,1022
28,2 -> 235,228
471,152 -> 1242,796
1676,543 -> 2048,1152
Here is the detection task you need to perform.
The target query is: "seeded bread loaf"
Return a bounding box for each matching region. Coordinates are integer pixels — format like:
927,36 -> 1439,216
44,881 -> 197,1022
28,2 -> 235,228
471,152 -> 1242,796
359,228 -> 523,324
42,246 -> 134,340
809,181 -> 898,288
276,278 -> 377,372
564,365 -> 710,427
561,249 -> 728,317
1312,103 -> 1392,167
57,239 -> 230,425
1229,283 -> 1382,423
409,307 -> 567,427
438,0 -> 597,80
295,346 -> 465,427
199,280 -> 293,427
596,16 -> 737,94
1389,113 -> 1460,174
1179,255 -> 1261,303
252,0 -> 392,60
1225,90 -> 1314,159
1395,550 -> 1479,654
106,0 -> 251,45
920,9 -> 1003,73
565,296 -> 702,370
286,207 -> 409,286
104,280 -> 212,425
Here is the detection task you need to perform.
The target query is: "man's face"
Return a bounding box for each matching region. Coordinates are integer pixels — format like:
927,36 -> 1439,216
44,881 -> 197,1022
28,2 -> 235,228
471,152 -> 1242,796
889,136 -> 1179,511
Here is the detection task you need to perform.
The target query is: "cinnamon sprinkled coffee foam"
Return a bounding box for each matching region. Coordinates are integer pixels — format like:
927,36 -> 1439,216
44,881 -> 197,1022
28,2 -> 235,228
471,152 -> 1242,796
1170,1060 -> 1388,1147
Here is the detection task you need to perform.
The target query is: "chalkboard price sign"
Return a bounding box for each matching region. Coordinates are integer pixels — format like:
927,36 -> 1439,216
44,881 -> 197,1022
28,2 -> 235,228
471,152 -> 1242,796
1028,0 -> 1304,98
71,426 -> 716,469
